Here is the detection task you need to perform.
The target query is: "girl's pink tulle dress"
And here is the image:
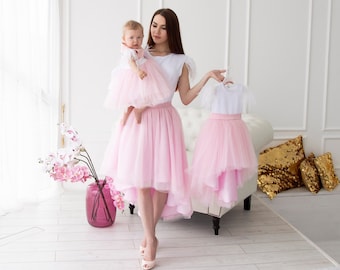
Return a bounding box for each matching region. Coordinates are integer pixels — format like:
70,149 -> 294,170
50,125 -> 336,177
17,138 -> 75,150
190,83 -> 258,208
100,53 -> 195,220
104,45 -> 173,109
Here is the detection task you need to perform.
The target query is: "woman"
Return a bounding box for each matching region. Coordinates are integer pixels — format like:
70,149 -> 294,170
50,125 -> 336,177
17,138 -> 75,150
101,8 -> 225,270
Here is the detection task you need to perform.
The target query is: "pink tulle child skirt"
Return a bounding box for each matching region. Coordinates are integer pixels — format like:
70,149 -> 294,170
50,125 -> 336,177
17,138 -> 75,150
189,113 -> 258,208
104,58 -> 172,110
100,102 -> 193,220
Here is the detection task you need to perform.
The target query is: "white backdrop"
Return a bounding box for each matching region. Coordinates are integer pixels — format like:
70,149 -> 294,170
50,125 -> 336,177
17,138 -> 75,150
61,0 -> 340,186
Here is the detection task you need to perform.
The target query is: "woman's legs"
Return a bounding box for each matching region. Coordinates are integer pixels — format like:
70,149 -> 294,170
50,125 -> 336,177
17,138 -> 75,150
152,190 -> 168,224
138,188 -> 157,262
138,188 -> 168,261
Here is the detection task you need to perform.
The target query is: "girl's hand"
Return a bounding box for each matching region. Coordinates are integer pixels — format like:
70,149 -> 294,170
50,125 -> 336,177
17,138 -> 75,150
138,70 -> 147,80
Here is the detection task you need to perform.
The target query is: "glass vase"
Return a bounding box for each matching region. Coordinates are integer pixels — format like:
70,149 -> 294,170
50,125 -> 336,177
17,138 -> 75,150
86,180 -> 116,227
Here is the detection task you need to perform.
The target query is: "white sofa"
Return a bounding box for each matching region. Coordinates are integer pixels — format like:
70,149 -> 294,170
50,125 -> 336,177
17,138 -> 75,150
176,107 -> 273,235
128,107 -> 273,235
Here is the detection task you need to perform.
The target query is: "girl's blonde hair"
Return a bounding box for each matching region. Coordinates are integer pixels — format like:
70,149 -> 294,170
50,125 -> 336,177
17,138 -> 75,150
123,20 -> 144,37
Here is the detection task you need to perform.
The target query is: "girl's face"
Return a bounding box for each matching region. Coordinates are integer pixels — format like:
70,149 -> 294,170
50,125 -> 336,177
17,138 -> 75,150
123,28 -> 143,49
150,14 -> 168,45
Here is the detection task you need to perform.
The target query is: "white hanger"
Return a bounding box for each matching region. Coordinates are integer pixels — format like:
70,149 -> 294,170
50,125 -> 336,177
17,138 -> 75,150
223,67 -> 234,87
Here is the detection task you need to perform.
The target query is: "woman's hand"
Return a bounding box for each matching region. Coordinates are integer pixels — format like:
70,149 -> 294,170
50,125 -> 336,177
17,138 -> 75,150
208,69 -> 226,82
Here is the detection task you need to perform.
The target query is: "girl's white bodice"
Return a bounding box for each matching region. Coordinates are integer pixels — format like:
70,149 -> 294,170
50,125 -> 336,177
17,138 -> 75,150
201,83 -> 253,114
120,45 -> 146,68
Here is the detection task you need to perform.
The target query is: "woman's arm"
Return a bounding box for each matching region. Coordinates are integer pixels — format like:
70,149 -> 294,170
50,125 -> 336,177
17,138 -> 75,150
177,65 -> 225,105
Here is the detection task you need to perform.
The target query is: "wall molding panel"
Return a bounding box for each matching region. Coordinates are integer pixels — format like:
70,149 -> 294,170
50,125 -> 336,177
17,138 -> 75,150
324,0 -> 340,131
62,0 -> 340,170
322,136 -> 340,171
322,0 -> 331,131
244,0 -> 251,86
223,0 -> 231,69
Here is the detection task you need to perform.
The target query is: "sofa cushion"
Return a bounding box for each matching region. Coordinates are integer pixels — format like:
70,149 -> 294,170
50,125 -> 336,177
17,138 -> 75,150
257,135 -> 305,199
300,153 -> 322,194
314,152 -> 339,191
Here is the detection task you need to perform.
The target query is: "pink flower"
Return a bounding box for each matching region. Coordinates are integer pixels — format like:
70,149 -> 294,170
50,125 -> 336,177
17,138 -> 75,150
105,176 -> 125,210
59,123 -> 82,151
70,166 -> 91,182
51,164 -> 72,182
112,193 -> 125,210
39,123 -> 125,211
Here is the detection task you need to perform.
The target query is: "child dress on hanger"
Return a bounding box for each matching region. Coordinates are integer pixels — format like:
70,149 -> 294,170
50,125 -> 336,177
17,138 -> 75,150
189,81 -> 258,208
104,44 -> 173,110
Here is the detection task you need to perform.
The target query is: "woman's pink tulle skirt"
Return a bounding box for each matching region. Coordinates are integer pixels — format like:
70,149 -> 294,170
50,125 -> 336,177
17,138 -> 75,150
100,102 -> 192,220
189,113 -> 258,208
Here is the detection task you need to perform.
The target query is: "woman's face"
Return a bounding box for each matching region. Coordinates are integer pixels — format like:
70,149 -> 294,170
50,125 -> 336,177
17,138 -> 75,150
150,14 -> 168,45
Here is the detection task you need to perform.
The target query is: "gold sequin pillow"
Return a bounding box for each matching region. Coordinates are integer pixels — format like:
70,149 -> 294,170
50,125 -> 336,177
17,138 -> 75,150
258,135 -> 305,199
314,152 -> 339,191
299,153 -> 321,194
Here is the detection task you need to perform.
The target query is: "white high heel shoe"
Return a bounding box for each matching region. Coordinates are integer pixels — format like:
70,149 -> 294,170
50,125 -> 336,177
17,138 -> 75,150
141,259 -> 156,270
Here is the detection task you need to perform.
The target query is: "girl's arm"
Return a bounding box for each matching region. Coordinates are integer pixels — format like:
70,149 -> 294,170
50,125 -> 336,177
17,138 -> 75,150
177,65 -> 225,105
129,56 -> 147,80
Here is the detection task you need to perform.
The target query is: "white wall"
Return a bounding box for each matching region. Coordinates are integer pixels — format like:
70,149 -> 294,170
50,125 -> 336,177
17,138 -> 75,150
61,0 -> 340,179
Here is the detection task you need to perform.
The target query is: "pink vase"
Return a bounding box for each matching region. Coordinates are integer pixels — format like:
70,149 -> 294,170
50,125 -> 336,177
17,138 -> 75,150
86,180 -> 116,227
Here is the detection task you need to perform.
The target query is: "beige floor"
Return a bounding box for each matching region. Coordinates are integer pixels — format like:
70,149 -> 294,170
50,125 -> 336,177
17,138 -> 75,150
0,189 -> 339,270
256,185 -> 340,265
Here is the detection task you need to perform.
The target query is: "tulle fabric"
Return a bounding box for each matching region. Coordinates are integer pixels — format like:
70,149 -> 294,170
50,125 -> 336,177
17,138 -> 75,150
104,57 -> 172,110
189,113 -> 258,208
100,102 -> 192,220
